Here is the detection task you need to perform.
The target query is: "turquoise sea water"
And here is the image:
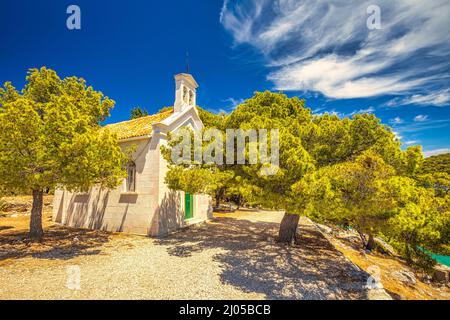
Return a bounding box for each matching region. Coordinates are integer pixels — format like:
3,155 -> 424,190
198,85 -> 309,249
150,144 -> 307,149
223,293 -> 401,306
429,252 -> 450,267
420,247 -> 450,267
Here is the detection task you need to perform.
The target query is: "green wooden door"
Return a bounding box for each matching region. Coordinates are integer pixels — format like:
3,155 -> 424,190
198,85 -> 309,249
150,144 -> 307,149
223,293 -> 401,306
185,193 -> 194,219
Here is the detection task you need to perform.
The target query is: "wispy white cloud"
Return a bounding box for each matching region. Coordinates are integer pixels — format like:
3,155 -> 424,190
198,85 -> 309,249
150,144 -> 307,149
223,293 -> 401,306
224,97 -> 245,109
220,0 -> 267,44
349,106 -> 375,116
221,0 -> 450,100
219,0 -> 229,22
392,131 -> 403,141
391,119 -> 450,135
386,89 -> 450,107
404,140 -> 419,145
414,114 -> 428,122
390,116 -> 403,124
313,108 -> 344,118
423,148 -> 450,157
314,106 -> 374,118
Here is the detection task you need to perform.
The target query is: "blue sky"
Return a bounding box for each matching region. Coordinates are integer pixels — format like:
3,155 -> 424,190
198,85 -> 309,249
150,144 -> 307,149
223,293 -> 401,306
0,1 -> 449,156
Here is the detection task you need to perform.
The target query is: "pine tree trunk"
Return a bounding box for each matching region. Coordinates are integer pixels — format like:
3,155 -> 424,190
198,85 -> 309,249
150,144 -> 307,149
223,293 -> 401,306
215,193 -> 220,208
365,234 -> 376,251
277,212 -> 300,244
405,243 -> 413,264
29,189 -> 44,241
236,195 -> 242,210
357,231 -> 367,249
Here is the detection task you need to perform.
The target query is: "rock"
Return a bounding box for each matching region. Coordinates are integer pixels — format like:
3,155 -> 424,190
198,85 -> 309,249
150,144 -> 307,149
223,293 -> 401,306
368,288 -> 393,300
433,265 -> 450,283
440,292 -> 450,299
422,274 -> 432,284
374,237 -> 396,256
316,223 -> 333,234
393,270 -> 416,285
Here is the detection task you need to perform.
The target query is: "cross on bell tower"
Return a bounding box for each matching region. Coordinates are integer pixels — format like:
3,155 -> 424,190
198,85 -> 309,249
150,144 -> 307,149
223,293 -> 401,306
185,51 -> 190,74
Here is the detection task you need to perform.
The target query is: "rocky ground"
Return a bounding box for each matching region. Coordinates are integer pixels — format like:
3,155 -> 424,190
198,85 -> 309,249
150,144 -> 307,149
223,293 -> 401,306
321,225 -> 450,300
0,196 -> 448,300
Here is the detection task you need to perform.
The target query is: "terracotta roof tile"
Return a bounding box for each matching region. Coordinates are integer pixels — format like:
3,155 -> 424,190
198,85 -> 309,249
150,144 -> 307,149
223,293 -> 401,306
105,110 -> 173,140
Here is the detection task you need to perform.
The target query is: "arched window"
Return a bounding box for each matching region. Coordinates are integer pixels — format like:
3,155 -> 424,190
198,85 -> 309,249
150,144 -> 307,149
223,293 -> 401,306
189,90 -> 194,105
183,86 -> 188,103
126,162 -> 136,192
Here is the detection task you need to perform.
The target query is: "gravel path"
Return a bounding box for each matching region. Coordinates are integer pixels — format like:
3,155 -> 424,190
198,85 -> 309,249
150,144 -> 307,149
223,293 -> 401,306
0,210 -> 369,299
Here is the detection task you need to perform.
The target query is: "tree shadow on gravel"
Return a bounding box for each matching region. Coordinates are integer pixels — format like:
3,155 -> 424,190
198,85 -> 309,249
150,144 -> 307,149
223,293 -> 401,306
156,217 -> 370,300
0,224 -> 110,261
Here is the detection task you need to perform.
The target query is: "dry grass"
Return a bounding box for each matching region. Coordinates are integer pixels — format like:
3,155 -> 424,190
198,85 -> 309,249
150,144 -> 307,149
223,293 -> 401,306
0,195 -> 54,232
0,195 -> 114,266
329,236 -> 450,300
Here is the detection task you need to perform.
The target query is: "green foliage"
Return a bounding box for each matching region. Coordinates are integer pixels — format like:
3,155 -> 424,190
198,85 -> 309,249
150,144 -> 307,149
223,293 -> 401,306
165,165 -> 234,196
197,107 -> 227,130
130,106 -> 149,119
222,91 -> 315,210
294,152 -> 396,244
0,67 -> 128,238
161,119 -> 235,206
414,152 -> 450,199
299,152 -> 449,270
415,172 -> 450,197
162,91 -> 449,269
163,91 -> 410,211
419,153 -> 450,175
161,105 -> 230,205
386,184 -> 449,271
0,197 -> 7,212
403,146 -> 424,175
158,106 -> 173,114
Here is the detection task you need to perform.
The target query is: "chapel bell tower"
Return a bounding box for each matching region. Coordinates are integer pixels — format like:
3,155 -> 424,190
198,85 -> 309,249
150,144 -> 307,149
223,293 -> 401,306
174,73 -> 199,113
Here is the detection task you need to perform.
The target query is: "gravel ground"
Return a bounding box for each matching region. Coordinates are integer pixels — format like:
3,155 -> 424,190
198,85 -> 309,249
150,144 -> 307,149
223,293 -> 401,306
0,210 -> 369,300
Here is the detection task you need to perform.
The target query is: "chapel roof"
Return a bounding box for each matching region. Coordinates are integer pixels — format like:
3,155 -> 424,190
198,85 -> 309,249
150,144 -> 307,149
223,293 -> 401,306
105,110 -> 173,140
